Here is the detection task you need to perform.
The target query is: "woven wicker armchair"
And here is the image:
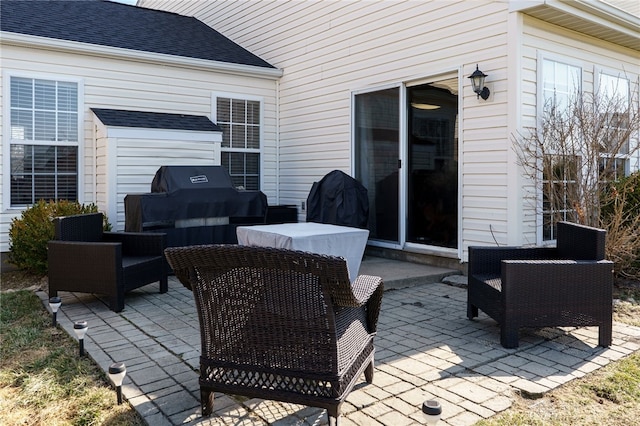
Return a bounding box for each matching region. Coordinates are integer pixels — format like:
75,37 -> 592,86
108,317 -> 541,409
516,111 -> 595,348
468,221 -> 613,349
48,213 -> 167,312
164,244 -> 384,425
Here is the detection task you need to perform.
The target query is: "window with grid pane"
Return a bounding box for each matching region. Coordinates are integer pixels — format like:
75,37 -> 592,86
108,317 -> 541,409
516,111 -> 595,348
597,72 -> 631,182
540,59 -> 581,241
542,155 -> 579,240
216,97 -> 260,190
9,76 -> 79,206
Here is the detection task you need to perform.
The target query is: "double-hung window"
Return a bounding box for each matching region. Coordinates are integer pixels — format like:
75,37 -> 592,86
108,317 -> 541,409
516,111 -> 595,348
597,71 -> 631,181
8,76 -> 80,206
540,58 -> 582,241
213,94 -> 262,190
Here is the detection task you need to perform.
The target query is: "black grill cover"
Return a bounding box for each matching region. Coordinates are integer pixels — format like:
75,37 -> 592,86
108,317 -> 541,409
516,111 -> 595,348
306,170 -> 369,229
125,166 -> 267,246
151,165 -> 234,192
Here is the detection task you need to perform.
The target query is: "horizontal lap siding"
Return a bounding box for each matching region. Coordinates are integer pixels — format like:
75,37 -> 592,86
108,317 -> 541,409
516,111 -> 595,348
0,44 -> 277,250
145,1 -> 513,244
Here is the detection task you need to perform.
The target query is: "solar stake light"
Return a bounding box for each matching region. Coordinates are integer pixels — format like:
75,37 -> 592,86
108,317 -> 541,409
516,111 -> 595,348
49,296 -> 62,327
108,362 -> 127,405
422,399 -> 442,425
73,320 -> 88,356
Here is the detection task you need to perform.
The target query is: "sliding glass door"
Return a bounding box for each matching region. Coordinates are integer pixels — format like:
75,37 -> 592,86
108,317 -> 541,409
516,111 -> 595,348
354,76 -> 458,250
407,81 -> 458,248
354,87 -> 400,244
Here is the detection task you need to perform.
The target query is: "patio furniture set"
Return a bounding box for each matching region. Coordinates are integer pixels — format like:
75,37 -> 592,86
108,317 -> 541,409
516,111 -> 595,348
46,169 -> 613,424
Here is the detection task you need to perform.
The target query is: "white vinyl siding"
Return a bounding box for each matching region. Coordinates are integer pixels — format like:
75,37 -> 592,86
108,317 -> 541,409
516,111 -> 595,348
0,42 -> 278,250
141,0 -> 640,258
142,0 -> 513,255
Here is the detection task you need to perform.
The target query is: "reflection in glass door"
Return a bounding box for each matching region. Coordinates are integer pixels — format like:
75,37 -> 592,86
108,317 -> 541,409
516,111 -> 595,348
407,81 -> 458,248
354,88 -> 400,243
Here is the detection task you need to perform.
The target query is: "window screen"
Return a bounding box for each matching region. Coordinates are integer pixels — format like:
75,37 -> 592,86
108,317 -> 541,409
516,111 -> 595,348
216,97 -> 261,190
9,76 -> 79,206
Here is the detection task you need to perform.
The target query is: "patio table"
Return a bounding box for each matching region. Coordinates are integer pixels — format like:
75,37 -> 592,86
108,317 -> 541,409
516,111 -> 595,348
236,222 -> 369,282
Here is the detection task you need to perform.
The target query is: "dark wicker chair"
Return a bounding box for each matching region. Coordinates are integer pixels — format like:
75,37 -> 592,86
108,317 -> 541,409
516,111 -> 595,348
164,244 -> 384,425
48,213 -> 167,312
468,221 -> 613,349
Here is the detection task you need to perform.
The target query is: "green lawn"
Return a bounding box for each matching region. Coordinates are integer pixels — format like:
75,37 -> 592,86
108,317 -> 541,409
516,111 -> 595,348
0,290 -> 145,426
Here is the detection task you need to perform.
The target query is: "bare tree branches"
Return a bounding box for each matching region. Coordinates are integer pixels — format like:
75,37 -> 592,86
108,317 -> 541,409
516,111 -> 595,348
513,76 -> 640,278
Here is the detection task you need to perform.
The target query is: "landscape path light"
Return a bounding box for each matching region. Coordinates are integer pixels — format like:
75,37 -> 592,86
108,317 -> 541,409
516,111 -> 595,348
48,296 -> 61,327
422,399 -> 442,425
73,320 -> 88,356
108,362 -> 127,405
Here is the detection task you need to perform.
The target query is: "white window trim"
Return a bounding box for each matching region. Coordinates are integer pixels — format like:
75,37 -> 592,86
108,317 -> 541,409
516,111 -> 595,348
535,53 -> 584,243
211,91 -> 264,190
2,70 -> 85,211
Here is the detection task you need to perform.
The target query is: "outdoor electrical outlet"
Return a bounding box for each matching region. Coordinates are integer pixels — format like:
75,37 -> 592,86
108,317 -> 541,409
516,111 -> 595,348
300,200 -> 306,211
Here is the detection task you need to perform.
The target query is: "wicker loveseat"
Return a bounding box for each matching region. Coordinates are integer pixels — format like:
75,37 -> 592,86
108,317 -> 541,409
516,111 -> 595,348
467,221 -> 613,349
164,244 -> 384,425
48,213 -> 167,312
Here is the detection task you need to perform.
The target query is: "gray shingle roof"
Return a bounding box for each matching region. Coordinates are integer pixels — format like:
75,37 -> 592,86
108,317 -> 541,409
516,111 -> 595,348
1,0 -> 275,69
91,108 -> 222,131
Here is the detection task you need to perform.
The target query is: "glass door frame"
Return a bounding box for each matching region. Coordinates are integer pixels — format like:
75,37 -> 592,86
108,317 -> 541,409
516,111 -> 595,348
403,72 -> 461,257
351,82 -> 406,250
351,71 -> 463,258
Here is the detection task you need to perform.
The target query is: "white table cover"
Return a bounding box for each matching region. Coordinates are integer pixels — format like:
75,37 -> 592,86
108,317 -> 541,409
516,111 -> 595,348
236,222 -> 369,282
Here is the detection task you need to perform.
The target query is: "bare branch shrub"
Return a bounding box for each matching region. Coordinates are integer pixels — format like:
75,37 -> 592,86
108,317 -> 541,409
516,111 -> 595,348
513,76 -> 640,278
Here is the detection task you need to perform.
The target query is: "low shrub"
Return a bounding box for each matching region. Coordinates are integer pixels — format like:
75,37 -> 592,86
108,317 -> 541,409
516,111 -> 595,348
8,200 -> 110,275
602,172 -> 640,224
601,172 -> 640,280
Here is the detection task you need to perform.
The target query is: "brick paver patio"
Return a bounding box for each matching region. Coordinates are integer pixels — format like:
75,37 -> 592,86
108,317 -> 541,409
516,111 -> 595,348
39,272 -> 640,425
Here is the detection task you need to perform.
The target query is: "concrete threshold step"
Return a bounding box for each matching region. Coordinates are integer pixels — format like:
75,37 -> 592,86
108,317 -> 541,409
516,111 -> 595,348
359,255 -> 463,291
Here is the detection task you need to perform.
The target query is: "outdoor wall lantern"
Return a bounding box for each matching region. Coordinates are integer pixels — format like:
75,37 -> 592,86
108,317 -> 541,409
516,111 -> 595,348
108,362 -> 127,405
468,64 -> 490,100
49,296 -> 62,327
73,320 -> 88,356
422,399 -> 442,425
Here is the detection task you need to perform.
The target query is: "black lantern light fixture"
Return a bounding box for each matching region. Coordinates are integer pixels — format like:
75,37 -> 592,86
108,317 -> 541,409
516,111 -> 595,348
108,362 -> 127,405
73,320 -> 88,356
468,64 -> 490,100
49,296 -> 62,327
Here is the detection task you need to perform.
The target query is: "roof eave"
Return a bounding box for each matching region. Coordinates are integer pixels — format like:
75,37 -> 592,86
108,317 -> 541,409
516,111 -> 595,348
510,0 -> 640,51
0,31 -> 283,79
